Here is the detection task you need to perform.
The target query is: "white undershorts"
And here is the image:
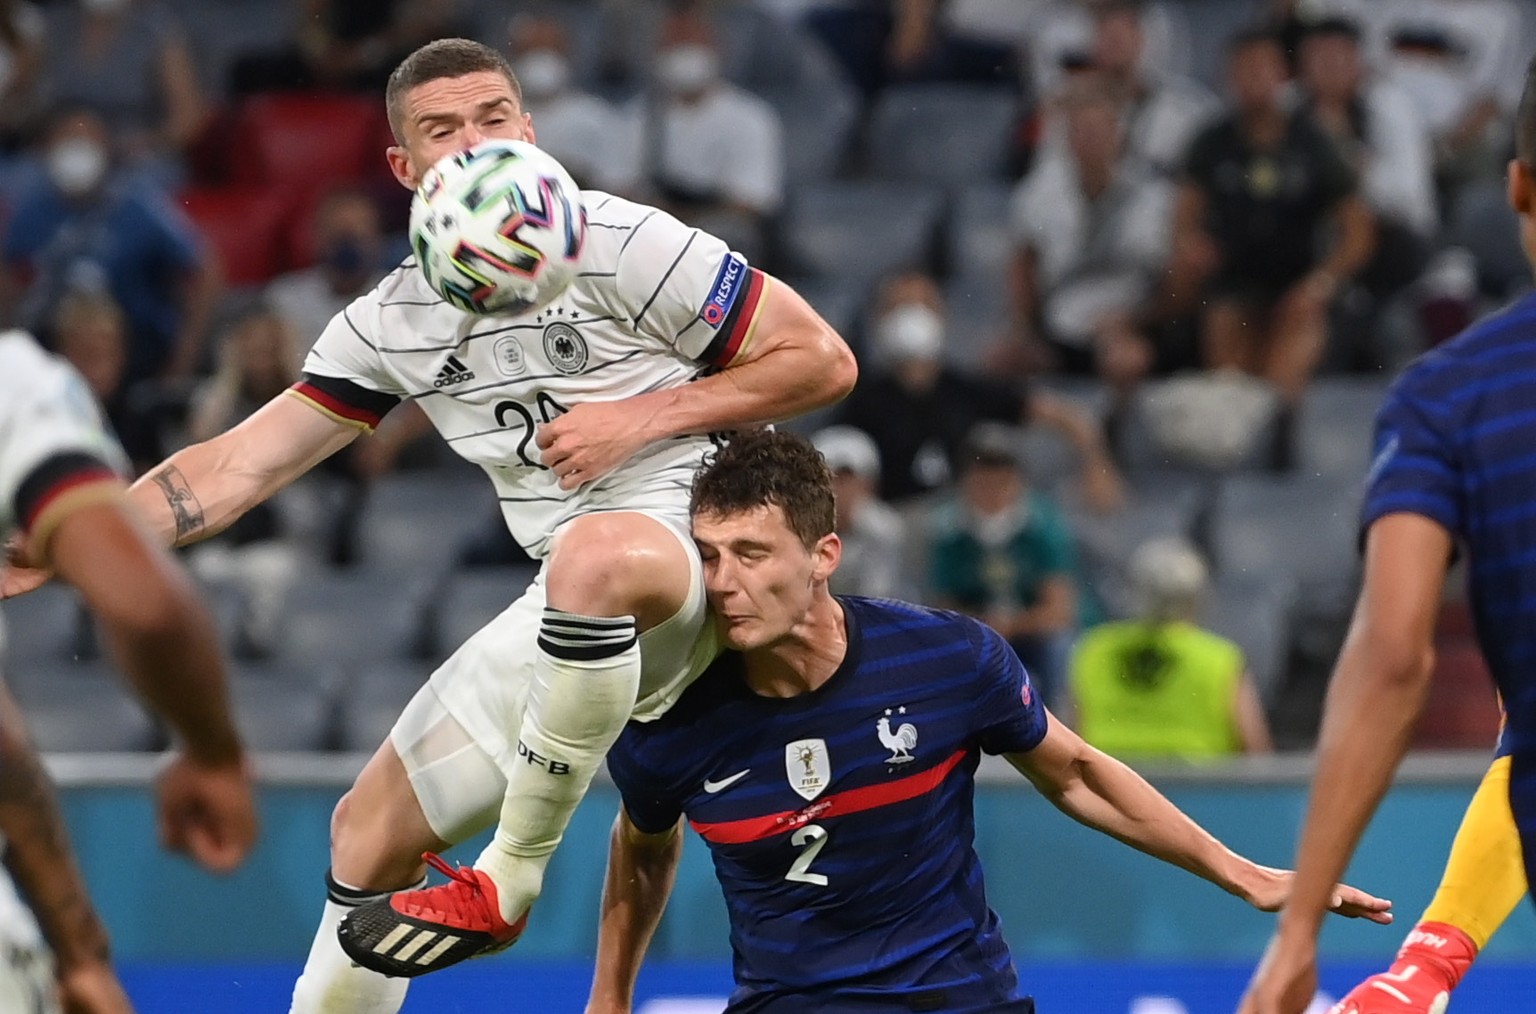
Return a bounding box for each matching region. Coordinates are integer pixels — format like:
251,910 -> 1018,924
389,510 -> 718,843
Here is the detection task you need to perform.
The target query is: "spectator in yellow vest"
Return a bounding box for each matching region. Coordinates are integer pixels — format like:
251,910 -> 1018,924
1069,536 -> 1272,760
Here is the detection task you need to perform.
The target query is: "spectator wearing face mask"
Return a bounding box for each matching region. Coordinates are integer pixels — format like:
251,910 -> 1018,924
835,271 -> 1124,509
1,106 -> 219,385
812,425 -> 908,600
507,13 -> 638,195
265,187 -> 387,357
635,4 -> 784,262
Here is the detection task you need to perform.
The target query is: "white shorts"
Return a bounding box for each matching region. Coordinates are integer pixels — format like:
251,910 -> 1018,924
389,511 -> 719,843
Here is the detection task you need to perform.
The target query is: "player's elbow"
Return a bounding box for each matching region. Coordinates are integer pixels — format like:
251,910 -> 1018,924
824,335 -> 858,402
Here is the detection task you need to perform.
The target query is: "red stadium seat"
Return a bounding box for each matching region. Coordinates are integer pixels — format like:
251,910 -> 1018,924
179,186 -> 293,285
230,94 -> 383,192
1412,638 -> 1502,750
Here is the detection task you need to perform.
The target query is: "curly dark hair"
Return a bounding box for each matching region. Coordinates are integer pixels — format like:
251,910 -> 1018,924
386,38 -> 523,142
690,430 -> 836,550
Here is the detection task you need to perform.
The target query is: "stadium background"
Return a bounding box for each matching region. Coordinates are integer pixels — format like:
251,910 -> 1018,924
1,0 -> 1535,1010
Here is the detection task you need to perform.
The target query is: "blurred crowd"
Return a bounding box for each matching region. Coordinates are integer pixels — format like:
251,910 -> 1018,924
1,0 -> 1527,757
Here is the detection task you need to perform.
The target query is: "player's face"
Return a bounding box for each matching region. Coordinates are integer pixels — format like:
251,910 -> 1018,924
387,71 -> 535,189
694,505 -> 840,651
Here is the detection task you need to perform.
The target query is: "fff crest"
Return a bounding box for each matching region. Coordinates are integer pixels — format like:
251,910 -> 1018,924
784,738 -> 831,801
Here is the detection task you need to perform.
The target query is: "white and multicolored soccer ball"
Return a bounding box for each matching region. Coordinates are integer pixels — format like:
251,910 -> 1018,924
409,139 -> 587,316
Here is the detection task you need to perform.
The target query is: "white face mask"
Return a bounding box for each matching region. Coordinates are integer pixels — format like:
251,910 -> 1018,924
875,303 -> 944,362
658,45 -> 719,96
47,138 -> 108,196
517,49 -> 570,100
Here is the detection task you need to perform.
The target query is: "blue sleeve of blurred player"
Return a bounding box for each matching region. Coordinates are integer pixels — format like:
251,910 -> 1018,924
972,621 -> 1049,755
1360,375 -> 1464,538
605,736 -> 685,836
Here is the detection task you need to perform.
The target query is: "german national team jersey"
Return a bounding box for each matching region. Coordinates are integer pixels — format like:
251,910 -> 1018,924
0,330 -> 123,548
606,597 -> 1048,1013
1361,291 -> 1536,845
291,191 -> 768,559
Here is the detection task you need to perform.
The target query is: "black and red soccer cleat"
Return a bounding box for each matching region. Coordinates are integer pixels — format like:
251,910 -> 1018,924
337,852 -> 529,978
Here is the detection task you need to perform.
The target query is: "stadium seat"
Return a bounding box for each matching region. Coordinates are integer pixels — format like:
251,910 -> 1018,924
228,665 -> 338,751
179,185 -> 293,285
1209,475 -> 1360,595
941,273 -> 1010,369
1413,639 -> 1502,750
781,181 -> 945,288
229,93 -> 382,193
274,569 -> 435,665
9,662 -> 159,752
433,566 -> 541,658
765,86 -> 858,182
1065,481 -> 1204,579
1199,574 -> 1296,704
946,184 -> 1016,285
1295,377 -> 1389,480
358,471 -> 501,578
0,583 -> 89,666
1447,179 -> 1528,299
865,86 -> 1020,186
335,660 -> 432,752
791,276 -> 868,346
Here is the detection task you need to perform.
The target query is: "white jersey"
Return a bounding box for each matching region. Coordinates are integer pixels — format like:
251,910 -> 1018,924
296,192 -> 769,558
0,330 -> 123,544
0,330 -> 120,953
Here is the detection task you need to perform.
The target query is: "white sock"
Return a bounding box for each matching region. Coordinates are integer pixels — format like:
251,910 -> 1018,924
476,608 -> 640,922
288,872 -> 422,1014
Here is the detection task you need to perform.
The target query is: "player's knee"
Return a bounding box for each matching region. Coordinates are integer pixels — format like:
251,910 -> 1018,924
329,791 -> 422,890
546,515 -> 690,625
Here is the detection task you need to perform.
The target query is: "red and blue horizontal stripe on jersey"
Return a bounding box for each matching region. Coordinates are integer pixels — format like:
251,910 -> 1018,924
690,748 -> 968,844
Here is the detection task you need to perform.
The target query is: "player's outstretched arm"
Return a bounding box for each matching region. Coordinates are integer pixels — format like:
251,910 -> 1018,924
586,809 -> 684,1014
538,279 -> 858,489
1005,714 -> 1392,923
1239,513 -> 1450,1014
48,499 -> 257,873
0,682 -> 133,1013
129,392 -> 361,549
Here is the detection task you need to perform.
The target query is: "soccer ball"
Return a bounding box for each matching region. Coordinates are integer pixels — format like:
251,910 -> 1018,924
409,139 -> 586,316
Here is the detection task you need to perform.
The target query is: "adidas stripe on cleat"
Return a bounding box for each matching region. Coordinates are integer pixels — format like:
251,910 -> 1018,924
336,853 -> 528,978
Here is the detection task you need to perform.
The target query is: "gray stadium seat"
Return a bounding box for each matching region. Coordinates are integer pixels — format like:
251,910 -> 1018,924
781,181 -> 945,287
1065,482 -> 1204,576
866,86 -> 1020,186
359,472 -> 500,577
766,85 -> 858,182
0,583 -> 88,667
941,273 -> 1010,368
789,276 -> 868,344
1296,377 -> 1389,481
1448,179 -> 1528,299
1199,574 -> 1296,704
8,662 -> 158,752
433,566 -> 541,661
947,184 -> 1016,285
1210,475 -> 1360,594
336,661 -> 434,753
275,569 -> 434,664
228,665 -> 338,751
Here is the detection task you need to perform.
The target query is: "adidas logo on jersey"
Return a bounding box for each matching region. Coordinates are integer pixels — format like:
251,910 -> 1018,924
434,355 -> 476,388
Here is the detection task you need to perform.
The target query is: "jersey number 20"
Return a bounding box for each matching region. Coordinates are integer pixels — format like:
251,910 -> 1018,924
786,824 -> 829,887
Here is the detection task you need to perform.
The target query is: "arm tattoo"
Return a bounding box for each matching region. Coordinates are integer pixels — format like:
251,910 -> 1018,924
0,692 -> 109,963
150,465 -> 206,542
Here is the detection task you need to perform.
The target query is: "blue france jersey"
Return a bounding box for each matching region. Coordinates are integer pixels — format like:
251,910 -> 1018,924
606,597 -> 1048,1013
1361,292 -> 1536,829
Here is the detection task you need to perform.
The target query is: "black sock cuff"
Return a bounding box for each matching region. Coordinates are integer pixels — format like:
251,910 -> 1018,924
538,607 -> 638,661
325,869 -> 427,908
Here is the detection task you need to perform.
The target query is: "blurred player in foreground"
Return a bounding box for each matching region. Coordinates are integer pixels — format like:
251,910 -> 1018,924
1330,742 -> 1525,1013
588,430 -> 1390,1014
0,330 -> 256,1012
1238,53 -> 1536,1014
6,38 -> 856,1012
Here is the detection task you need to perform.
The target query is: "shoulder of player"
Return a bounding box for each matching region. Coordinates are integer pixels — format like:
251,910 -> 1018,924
0,330 -> 62,396
845,596 -> 982,656
1396,294 -> 1536,395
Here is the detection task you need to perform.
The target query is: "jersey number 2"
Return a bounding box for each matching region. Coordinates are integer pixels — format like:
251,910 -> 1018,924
785,824 -> 829,887
494,393 -> 568,468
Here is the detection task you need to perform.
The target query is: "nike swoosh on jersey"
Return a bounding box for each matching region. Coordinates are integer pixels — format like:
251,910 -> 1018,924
703,770 -> 751,794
